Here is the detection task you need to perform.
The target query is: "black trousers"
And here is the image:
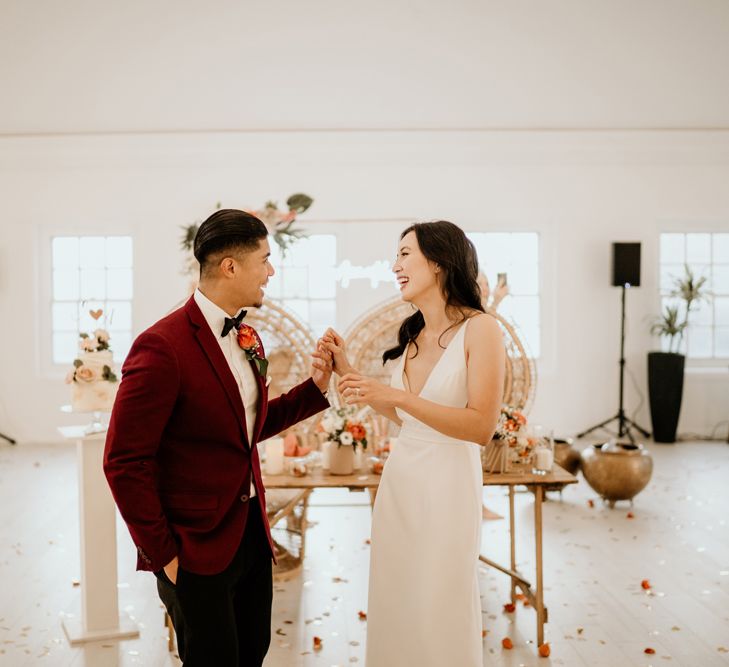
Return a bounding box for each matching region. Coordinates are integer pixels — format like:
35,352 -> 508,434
156,505 -> 273,667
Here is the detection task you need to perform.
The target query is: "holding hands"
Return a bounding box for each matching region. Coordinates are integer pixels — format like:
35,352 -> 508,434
320,328 -> 401,413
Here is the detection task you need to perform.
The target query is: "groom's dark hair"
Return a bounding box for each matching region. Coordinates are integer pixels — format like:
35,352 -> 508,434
194,209 -> 268,276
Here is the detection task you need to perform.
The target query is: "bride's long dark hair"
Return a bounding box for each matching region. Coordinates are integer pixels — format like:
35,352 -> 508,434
382,221 -> 484,364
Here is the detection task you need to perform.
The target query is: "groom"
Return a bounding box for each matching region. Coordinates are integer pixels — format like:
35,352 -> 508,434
103,209 -> 332,666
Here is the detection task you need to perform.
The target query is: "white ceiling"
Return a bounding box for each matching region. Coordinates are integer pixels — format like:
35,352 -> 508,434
2,0 -> 729,134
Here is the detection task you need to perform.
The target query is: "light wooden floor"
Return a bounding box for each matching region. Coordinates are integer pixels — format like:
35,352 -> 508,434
0,440 -> 728,666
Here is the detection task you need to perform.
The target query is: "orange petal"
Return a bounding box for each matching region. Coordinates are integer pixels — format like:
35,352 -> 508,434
587,499 -> 595,508
503,603 -> 516,613
358,611 -> 367,621
502,637 -> 514,650
627,511 -> 635,519
538,643 -> 551,657
313,636 -> 323,650
641,579 -> 651,590
644,647 -> 655,654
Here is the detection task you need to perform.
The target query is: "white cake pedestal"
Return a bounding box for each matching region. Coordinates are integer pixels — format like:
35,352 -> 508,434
57,425 -> 140,645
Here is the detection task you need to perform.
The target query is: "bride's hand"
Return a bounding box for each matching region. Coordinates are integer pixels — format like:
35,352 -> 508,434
339,373 -> 399,411
320,328 -> 356,376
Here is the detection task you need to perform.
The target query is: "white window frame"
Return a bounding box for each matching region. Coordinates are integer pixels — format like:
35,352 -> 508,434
656,223 -> 729,368
38,225 -> 135,378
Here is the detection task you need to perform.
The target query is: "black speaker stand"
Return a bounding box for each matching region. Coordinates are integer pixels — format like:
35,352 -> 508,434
0,431 -> 16,445
577,285 -> 651,444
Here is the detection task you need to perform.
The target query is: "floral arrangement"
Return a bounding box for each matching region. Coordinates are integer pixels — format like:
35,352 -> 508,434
65,329 -> 118,385
318,406 -> 368,451
494,406 -> 536,464
180,193 -> 314,271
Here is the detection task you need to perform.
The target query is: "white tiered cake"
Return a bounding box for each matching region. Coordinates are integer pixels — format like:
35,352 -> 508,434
66,328 -> 119,413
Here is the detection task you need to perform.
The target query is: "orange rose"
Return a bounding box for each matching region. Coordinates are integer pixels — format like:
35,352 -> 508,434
347,424 -> 366,440
237,325 -> 258,351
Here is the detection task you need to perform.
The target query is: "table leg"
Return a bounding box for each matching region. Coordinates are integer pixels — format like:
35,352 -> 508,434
509,485 -> 516,604
534,484 -> 546,646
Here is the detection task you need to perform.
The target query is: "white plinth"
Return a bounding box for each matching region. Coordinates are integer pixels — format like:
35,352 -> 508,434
58,425 -> 140,645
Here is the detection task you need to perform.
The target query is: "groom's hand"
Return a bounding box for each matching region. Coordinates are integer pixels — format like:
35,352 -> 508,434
311,341 -> 333,394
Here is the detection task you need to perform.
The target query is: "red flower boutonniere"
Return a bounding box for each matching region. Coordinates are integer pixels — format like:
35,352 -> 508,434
237,324 -> 269,379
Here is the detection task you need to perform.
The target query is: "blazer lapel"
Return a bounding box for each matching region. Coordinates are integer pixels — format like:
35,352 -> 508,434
248,358 -> 267,444
185,297 -> 250,445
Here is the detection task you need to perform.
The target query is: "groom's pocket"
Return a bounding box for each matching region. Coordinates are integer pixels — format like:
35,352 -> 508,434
161,492 -> 219,511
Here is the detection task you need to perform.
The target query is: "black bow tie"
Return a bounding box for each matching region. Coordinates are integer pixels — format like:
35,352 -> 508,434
221,310 -> 247,337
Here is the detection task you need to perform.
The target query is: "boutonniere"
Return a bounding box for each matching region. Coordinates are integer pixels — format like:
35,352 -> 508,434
237,324 -> 269,379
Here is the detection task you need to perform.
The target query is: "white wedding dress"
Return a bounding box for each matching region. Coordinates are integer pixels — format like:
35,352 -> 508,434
366,319 -> 483,667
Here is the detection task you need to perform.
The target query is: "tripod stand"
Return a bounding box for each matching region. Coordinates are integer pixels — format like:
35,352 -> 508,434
0,431 -> 16,445
577,284 -> 650,444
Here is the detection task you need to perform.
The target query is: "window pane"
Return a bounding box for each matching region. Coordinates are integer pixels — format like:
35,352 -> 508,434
306,234 -> 337,261
686,233 -> 711,263
691,299 -> 713,327
112,331 -> 132,362
308,266 -> 337,299
282,267 -> 308,298
713,265 -> 729,293
660,264 -> 683,292
79,237 -> 106,268
500,296 -> 540,332
52,302 -> 79,332
106,301 -> 132,331
53,269 -> 79,300
687,327 -> 712,358
52,237 -> 79,269
660,234 -> 685,264
309,300 -> 337,337
106,237 -> 133,268
715,297 -> 729,326
713,233 -> 729,264
78,301 -> 105,333
80,269 -> 106,300
715,328 -> 729,357
264,274 -> 284,299
283,299 -> 309,323
106,268 -> 133,300
505,263 -> 539,295
53,332 -> 79,365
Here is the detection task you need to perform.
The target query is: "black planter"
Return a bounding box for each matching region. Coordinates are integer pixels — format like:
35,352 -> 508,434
647,351 -> 685,443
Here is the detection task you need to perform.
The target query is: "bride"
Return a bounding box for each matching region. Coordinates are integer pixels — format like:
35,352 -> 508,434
322,220 -> 505,666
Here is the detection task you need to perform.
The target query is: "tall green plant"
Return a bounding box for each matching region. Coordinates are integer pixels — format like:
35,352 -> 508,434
651,264 -> 710,353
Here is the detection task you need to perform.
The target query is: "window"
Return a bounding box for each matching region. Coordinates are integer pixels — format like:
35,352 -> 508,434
659,232 -> 729,359
468,232 -> 540,358
265,234 -> 337,337
51,236 -> 133,364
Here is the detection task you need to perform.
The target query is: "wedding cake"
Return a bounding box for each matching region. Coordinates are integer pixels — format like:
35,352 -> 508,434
66,328 -> 119,412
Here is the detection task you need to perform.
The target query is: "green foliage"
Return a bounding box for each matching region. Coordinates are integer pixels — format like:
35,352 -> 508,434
651,264 -> 711,352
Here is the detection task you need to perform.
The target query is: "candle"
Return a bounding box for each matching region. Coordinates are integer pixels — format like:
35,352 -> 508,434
535,447 -> 553,471
321,441 -> 332,470
264,437 -> 284,475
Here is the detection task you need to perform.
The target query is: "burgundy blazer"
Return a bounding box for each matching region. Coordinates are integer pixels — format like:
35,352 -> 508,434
103,296 -> 329,575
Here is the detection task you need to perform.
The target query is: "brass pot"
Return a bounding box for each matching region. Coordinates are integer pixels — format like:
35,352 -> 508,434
553,437 -> 581,475
580,441 -> 653,507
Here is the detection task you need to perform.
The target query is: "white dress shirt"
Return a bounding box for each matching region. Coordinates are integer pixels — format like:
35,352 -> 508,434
194,289 -> 259,497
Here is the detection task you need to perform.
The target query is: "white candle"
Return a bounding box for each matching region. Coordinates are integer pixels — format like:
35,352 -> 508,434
264,437 -> 284,475
354,446 -> 363,470
535,447 -> 553,471
321,441 -> 332,470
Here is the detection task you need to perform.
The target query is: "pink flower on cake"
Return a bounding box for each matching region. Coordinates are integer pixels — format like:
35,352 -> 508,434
75,365 -> 98,383
80,337 -> 96,352
94,329 -> 110,344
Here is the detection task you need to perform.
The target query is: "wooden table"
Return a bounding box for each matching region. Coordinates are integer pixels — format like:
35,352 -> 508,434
263,464 -> 578,647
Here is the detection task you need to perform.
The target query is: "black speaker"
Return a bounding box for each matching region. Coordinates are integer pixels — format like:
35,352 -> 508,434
612,242 -> 641,287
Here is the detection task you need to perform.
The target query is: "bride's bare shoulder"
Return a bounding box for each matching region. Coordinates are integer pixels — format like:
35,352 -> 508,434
465,312 -> 503,345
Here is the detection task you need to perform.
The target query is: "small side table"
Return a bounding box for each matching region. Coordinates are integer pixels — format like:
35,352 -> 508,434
58,425 -> 140,645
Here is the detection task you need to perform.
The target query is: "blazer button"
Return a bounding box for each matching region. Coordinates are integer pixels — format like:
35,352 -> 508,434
240,494 -> 249,503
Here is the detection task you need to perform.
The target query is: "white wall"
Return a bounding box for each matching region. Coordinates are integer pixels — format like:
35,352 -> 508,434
1,0 -> 728,442
1,130 -> 728,443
